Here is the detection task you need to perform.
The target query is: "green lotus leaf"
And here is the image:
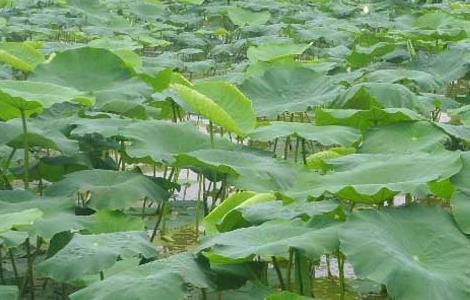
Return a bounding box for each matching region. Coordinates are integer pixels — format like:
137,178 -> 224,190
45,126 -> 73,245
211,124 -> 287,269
0,80 -> 88,120
0,42 -> 44,72
0,208 -> 43,233
45,169 -> 170,210
241,66 -> 341,118
359,121 -> 448,154
340,205 -> 470,300
435,123 -> 470,143
227,7 -> 271,27
265,291 -> 315,300
249,121 -> 361,147
37,231 -> 157,282
287,151 -> 462,203
0,118 -> 78,154
333,83 -> 419,111
92,209 -> 145,234
0,230 -> 28,248
410,49 -> 470,86
197,220 -> 339,261
204,192 -> 276,234
32,47 -> 132,91
247,42 -> 311,63
175,148 -> 299,192
122,120 -> 233,164
0,286 -> 19,300
172,81 -> 256,137
364,69 -> 440,92
70,253 -> 216,300
306,147 -> 356,171
348,42 -> 395,68
219,199 -> 342,233
315,107 -> 424,131
0,190 -> 73,216
29,213 -> 94,240
71,117 -> 134,138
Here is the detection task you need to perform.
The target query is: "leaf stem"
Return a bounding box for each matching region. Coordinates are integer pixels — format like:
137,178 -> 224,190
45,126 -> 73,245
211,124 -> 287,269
20,110 -> 29,189
272,256 -> 286,290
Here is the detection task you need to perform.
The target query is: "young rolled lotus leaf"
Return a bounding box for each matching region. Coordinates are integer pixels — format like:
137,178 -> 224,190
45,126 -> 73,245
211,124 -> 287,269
37,231 -> 158,282
247,42 -> 311,63
333,83 -> 419,111
241,66 -> 341,118
70,253 -> 216,300
122,120 -> 234,164
227,7 -> 271,27
197,219 -> 340,262
249,122 -> 361,147
172,81 -> 256,137
45,169 -> 170,210
339,205 -> 470,300
315,107 -> 423,131
204,192 -> 276,234
359,121 -> 449,154
286,151 -> 462,203
175,148 -> 300,192
0,41 -> 44,72
306,147 -> 356,172
0,286 -> 19,300
0,208 -> 43,233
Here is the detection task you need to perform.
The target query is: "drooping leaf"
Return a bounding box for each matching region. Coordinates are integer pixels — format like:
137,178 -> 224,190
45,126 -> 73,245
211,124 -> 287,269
0,42 -> 44,72
37,231 -> 158,282
340,205 -> 470,300
227,7 -> 271,27
70,253 -> 216,300
241,66 -> 341,117
249,122 -> 361,147
45,169 -> 170,210
0,208 -> 43,233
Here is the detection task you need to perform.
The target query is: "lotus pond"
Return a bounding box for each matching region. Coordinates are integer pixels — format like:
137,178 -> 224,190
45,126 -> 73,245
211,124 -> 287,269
1,0 -> 470,299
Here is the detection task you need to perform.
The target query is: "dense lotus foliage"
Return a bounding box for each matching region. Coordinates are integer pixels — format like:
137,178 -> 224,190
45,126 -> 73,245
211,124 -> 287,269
0,0 -> 470,299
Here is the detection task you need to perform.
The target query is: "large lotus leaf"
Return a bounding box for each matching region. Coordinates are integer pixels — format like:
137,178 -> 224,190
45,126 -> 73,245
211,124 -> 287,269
333,83 -> 419,111
71,118 -> 135,138
286,151 -> 462,203
364,69 -> 440,92
204,192 -> 276,234
315,107 -> 423,131
227,7 -> 271,26
435,123 -> 470,143
339,205 -> 470,300
0,118 -> 77,154
45,169 -> 170,210
347,42 -> 395,68
175,148 -> 299,192
448,105 -> 470,125
197,220 -> 339,262
37,231 -> 158,282
0,286 -> 19,300
410,49 -> 470,86
249,122 -> 361,147
247,42 -> 311,63
29,213 -> 94,240
218,199 -> 342,233
70,253 -> 216,300
0,42 -> 44,72
0,190 -> 73,213
450,152 -> 470,233
0,80 -> 87,120
172,81 -> 256,136
0,208 -> 43,233
92,209 -> 145,234
240,66 -> 341,118
31,47 -> 132,91
359,121 -> 448,154
122,120 -> 233,164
